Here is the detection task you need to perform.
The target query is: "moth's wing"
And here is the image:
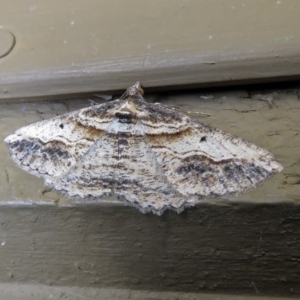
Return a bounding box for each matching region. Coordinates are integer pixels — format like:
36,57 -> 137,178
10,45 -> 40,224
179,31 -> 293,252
51,123 -> 120,199
4,100 -> 121,183
112,127 -> 191,214
52,120 -> 189,215
146,119 -> 283,198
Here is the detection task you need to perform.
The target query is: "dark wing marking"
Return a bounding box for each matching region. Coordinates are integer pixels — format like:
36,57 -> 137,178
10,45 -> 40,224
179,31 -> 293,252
4,100 -> 121,182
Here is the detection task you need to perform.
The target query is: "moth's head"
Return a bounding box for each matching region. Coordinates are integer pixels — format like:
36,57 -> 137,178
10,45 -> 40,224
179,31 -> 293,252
126,82 -> 144,97
113,82 -> 147,124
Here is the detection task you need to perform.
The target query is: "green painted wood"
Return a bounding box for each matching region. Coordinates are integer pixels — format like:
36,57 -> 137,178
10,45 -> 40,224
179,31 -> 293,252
1,0 -> 300,99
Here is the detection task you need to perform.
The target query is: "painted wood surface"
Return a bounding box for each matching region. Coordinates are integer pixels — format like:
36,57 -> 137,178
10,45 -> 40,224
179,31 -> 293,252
1,0 -> 300,99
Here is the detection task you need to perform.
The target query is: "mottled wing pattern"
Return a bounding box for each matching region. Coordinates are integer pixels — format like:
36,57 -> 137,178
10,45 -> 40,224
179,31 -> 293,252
111,126 -> 189,214
52,119 -> 189,214
51,122 -> 120,199
143,103 -> 282,198
4,100 -> 121,183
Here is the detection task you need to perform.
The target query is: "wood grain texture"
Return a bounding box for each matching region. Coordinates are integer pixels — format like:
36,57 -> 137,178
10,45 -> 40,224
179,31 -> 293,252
0,204 -> 300,297
0,283 -> 291,300
1,0 -> 300,99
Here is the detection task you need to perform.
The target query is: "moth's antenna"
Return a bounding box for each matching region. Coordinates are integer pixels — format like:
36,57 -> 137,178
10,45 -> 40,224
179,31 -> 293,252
129,82 -> 144,96
119,82 -> 144,101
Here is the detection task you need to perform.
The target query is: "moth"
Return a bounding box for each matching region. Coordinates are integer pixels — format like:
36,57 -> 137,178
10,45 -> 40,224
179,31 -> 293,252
4,82 -> 282,215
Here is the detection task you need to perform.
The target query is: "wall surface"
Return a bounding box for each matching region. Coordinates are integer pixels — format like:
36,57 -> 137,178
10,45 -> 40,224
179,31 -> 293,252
0,283 -> 294,300
1,0 -> 300,99
0,85 -> 299,297
1,1 -> 300,298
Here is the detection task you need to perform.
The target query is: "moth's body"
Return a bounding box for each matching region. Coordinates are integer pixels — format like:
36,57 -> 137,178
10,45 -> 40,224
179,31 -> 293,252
5,82 -> 282,215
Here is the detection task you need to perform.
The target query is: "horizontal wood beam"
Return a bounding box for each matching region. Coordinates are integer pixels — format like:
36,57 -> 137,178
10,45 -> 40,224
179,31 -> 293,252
1,0 -> 300,99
